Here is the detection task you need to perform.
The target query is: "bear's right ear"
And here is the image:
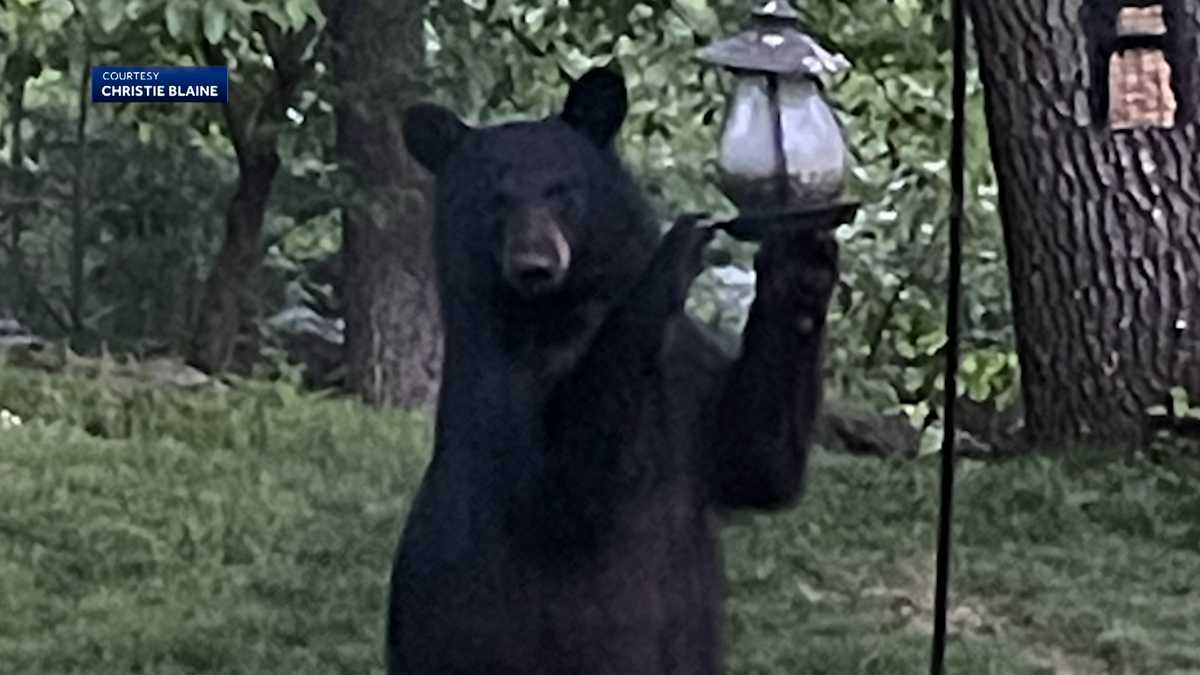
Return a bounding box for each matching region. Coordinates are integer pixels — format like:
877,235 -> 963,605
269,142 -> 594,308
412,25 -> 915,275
403,103 -> 470,175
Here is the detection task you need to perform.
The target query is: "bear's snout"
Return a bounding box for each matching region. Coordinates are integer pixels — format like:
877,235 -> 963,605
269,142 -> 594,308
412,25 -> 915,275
502,207 -> 572,298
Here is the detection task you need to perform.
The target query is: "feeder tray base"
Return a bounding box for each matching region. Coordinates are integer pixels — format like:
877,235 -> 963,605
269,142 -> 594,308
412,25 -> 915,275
714,200 -> 861,242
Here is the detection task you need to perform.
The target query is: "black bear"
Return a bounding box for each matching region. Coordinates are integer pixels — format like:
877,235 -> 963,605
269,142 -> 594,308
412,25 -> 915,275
388,67 -> 838,674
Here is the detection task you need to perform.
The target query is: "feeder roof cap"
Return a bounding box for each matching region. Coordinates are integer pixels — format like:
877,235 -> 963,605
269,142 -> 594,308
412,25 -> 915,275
695,1 -> 850,76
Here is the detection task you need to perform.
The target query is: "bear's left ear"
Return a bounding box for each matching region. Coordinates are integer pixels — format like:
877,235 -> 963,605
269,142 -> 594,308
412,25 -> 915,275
403,103 -> 470,175
561,67 -> 628,148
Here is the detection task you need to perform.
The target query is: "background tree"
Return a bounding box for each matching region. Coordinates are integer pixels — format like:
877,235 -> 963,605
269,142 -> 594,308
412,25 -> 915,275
2,0 -> 1028,450
968,0 -> 1200,450
0,0 -> 332,364
188,2 -> 324,373
327,0 -> 442,409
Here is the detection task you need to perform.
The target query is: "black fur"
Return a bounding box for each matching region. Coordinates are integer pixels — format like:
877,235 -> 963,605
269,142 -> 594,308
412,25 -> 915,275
388,67 -> 837,675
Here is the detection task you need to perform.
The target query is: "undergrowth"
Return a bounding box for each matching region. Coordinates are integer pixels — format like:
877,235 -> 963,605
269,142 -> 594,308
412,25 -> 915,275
1,366 -> 1197,674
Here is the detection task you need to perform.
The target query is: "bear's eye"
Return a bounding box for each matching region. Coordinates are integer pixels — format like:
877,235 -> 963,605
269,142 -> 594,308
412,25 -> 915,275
542,183 -> 569,201
491,193 -> 513,211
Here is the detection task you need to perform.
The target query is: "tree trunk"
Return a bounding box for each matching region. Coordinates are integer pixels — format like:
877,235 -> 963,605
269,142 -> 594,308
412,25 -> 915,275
70,52 -> 91,339
6,77 -> 29,318
189,21 -> 315,374
969,0 -> 1200,450
190,152 -> 281,373
329,0 -> 441,410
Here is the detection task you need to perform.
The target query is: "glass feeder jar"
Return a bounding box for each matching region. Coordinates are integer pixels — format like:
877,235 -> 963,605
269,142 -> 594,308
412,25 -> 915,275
696,0 -> 852,217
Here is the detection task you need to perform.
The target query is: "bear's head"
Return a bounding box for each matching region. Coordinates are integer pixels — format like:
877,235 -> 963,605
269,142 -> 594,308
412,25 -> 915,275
403,68 -> 657,316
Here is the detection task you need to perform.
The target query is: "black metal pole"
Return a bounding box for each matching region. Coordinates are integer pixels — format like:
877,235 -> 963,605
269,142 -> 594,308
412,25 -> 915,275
930,0 -> 967,671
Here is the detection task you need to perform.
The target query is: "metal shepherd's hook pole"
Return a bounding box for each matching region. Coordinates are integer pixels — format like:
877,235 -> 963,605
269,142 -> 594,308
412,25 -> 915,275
930,0 -> 967,671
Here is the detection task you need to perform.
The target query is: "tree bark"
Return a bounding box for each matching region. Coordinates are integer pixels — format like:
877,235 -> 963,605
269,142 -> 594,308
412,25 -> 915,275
329,0 -> 441,410
968,0 -> 1200,450
70,51 -> 91,338
189,20 -> 315,374
5,76 -> 29,318
190,152 -> 281,373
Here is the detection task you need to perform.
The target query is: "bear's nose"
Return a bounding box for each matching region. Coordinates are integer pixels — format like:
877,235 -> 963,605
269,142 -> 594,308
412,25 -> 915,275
506,253 -> 567,297
502,207 -> 572,298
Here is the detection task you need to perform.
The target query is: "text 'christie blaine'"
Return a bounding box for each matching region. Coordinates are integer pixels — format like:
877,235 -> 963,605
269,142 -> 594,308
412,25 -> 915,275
98,85 -> 220,98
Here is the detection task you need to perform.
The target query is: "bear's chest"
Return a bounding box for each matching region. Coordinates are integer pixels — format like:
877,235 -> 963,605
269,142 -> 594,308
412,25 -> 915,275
449,480 -> 722,674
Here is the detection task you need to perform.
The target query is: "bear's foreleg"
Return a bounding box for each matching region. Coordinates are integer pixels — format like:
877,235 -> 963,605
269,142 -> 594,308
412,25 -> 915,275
707,231 -> 839,510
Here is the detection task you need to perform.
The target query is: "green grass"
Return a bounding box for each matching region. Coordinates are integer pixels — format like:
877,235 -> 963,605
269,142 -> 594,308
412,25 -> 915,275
1,366 -> 1198,674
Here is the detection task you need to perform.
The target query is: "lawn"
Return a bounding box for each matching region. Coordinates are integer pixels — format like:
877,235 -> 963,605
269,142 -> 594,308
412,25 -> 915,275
1,366 -> 1198,674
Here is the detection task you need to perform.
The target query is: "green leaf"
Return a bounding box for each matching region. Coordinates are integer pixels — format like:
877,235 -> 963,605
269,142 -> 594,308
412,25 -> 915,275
164,1 -> 194,40
918,424 -> 943,457
1065,490 -> 1101,507
967,378 -> 990,402
39,0 -> 75,32
671,0 -> 718,36
202,1 -> 228,44
628,99 -> 657,116
1170,386 -> 1191,418
643,62 -> 669,88
96,0 -> 125,33
524,7 -> 546,33
916,331 -> 947,356
903,367 -> 925,394
284,0 -> 319,30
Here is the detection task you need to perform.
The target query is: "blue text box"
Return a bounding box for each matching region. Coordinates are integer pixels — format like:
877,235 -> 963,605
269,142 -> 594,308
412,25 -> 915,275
92,66 -> 229,103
